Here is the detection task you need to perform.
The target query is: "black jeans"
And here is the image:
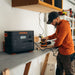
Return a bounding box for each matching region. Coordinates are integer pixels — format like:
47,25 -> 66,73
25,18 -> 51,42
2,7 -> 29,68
56,53 -> 75,75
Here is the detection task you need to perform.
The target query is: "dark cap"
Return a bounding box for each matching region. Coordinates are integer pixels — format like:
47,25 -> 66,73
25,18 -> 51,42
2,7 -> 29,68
47,11 -> 59,24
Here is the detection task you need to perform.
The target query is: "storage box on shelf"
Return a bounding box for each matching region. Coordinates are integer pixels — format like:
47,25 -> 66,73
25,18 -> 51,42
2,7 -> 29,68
12,0 -> 63,13
59,15 -> 75,45
54,0 -> 62,9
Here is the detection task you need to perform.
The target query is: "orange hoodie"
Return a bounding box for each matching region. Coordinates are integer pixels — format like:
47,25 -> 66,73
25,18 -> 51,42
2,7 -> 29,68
48,20 -> 75,55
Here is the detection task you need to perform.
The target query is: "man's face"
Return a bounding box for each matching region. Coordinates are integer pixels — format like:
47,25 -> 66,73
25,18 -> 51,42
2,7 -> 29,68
51,18 -> 59,27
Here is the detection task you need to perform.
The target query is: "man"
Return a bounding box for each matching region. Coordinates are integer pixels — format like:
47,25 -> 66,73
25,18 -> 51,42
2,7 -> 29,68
43,11 -> 75,75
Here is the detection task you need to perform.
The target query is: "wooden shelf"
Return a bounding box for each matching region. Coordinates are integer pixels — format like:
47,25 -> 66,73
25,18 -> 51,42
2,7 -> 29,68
12,0 -> 63,13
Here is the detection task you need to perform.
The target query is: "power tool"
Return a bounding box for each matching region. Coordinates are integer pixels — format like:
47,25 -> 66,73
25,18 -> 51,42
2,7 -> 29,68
40,39 -> 51,47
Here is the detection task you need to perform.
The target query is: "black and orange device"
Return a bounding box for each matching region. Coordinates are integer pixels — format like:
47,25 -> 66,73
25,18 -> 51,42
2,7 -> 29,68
40,39 -> 51,47
41,39 -> 47,47
4,31 -> 34,54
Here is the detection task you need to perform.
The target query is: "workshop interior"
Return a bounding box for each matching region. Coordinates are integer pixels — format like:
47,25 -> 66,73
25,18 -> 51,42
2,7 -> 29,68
0,0 -> 75,75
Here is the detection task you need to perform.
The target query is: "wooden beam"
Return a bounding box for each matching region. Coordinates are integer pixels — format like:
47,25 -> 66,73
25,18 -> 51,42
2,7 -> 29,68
52,0 -> 54,6
41,53 -> 50,75
23,62 -> 31,75
62,0 -> 63,9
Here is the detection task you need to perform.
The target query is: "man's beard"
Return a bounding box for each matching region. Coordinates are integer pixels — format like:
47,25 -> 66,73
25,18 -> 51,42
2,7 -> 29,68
55,22 -> 58,28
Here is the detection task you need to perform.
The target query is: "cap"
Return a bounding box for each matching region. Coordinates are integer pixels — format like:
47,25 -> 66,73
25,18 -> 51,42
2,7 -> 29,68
47,11 -> 59,24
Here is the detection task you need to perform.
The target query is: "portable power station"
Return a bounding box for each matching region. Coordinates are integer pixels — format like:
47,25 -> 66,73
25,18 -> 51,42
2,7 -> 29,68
4,31 -> 34,54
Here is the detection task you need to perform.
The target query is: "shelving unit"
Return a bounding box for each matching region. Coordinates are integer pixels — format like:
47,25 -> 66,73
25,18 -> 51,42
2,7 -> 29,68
12,0 -> 63,13
60,15 -> 75,45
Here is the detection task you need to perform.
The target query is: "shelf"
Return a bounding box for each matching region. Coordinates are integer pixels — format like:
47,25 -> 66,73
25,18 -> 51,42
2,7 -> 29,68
12,0 -> 63,13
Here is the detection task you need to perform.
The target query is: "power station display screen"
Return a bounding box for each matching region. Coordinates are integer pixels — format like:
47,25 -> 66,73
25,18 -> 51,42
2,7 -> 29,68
20,36 -> 26,39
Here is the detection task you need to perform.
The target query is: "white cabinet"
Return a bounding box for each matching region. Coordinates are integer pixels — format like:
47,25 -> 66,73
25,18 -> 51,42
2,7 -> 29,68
60,15 -> 75,45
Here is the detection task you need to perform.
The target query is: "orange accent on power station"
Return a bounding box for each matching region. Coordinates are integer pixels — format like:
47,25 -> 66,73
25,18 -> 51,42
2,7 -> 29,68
11,53 -> 16,55
5,33 -> 8,37
19,32 -> 28,34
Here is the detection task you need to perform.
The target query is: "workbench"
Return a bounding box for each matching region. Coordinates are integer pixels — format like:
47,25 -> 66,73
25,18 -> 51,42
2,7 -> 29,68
0,49 -> 52,75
